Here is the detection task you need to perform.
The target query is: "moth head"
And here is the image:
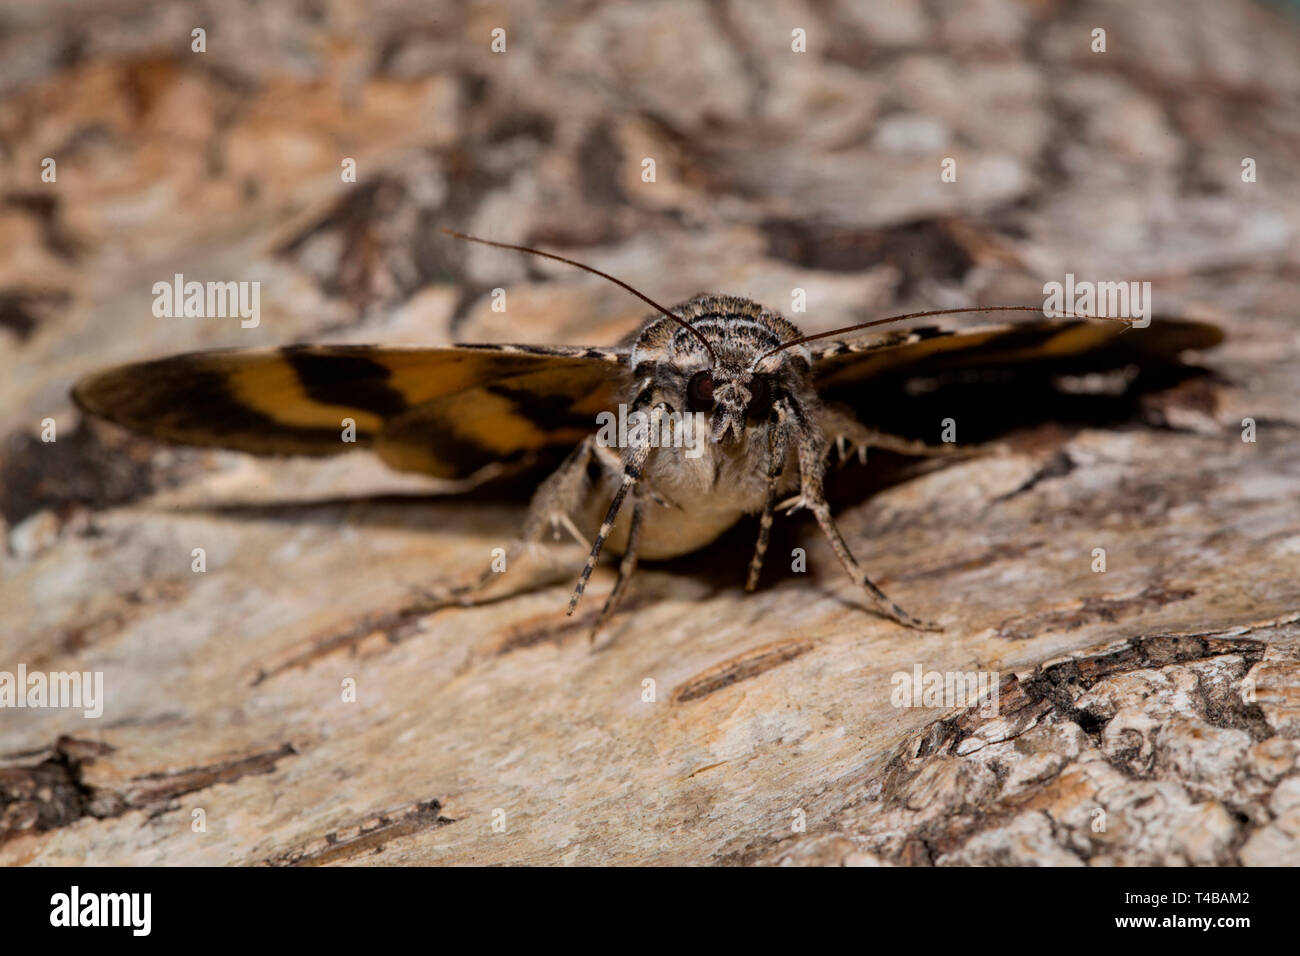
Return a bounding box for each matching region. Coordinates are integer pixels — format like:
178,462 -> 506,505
636,294 -> 808,446
685,366 -> 773,444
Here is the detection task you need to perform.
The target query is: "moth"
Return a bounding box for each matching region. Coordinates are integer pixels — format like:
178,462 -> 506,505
73,232 -> 1222,636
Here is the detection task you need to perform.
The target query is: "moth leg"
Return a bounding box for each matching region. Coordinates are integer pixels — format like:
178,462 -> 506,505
788,398 -> 942,632
809,502 -> 941,631
568,403 -> 665,615
590,494 -> 646,640
846,429 -> 961,461
413,436 -> 598,610
745,406 -> 789,592
819,405 -> 970,465
553,512 -> 592,551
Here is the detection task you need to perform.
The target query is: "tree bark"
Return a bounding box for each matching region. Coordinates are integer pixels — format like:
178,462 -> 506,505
2,0 -> 1299,865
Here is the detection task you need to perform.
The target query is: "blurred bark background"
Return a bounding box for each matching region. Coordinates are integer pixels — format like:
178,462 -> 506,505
1,0 -> 1299,865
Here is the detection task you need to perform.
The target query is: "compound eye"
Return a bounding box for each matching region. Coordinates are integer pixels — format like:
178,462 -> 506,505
748,376 -> 771,419
686,370 -> 714,412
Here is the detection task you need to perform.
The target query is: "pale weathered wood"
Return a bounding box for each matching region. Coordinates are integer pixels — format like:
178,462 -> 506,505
2,0 -> 1300,865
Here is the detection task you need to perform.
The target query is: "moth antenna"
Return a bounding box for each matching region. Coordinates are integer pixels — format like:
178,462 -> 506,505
753,306 -> 1137,367
441,229 -> 718,364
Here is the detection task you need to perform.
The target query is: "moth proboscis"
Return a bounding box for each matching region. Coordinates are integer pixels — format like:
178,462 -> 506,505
72,232 -> 1223,638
